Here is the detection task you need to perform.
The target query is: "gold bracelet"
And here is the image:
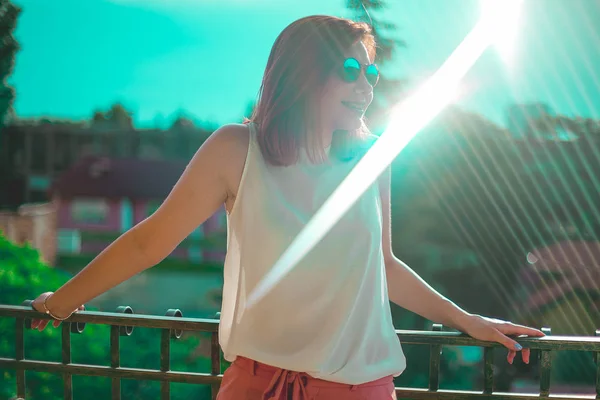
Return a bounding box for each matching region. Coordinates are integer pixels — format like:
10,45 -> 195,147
42,295 -> 72,321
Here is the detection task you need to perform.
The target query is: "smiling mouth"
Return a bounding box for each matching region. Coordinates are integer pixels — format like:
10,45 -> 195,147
341,101 -> 366,113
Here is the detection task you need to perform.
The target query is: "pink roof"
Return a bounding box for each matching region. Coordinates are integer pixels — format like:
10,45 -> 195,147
51,156 -> 187,200
520,241 -> 600,312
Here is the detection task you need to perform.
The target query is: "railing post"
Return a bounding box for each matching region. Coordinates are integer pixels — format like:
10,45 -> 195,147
6,304 -> 600,400
483,345 -> 494,394
111,306 -> 134,400
211,331 -> 221,400
161,309 -> 183,400
539,327 -> 552,397
595,329 -> 600,399
15,316 -> 26,399
62,322 -> 73,400
211,312 -> 222,400
428,324 -> 443,392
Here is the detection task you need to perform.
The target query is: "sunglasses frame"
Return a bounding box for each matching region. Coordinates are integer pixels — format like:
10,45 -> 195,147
340,57 -> 380,87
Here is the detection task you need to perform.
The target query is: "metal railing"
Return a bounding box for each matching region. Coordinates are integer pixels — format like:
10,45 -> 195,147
1,303 -> 600,400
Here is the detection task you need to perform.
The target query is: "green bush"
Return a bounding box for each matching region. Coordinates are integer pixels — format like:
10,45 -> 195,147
0,234 -> 214,399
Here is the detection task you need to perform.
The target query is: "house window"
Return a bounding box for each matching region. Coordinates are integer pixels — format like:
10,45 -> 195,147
71,199 -> 109,225
57,229 -> 81,254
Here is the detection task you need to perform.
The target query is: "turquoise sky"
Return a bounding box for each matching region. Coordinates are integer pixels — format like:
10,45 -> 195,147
11,0 -> 600,128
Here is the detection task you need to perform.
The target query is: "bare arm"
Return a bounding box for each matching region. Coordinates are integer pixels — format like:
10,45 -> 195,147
379,167 -> 543,363
378,166 -> 470,330
38,124 -> 248,319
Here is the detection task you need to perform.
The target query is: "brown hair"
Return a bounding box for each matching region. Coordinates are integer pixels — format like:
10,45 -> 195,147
246,15 -> 376,166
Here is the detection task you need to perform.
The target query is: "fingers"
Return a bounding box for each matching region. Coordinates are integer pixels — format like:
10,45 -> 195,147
30,318 -> 62,331
493,329 -> 523,352
521,348 -> 531,364
29,292 -> 82,332
30,307 -> 85,332
31,292 -> 53,313
506,346 -> 532,365
497,327 -> 533,365
506,347 -> 532,364
498,323 -> 545,337
507,349 -> 516,364
493,321 -> 539,365
36,320 -> 50,331
501,333 -> 521,365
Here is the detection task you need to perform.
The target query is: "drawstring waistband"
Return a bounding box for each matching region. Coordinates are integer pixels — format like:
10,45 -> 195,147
263,369 -> 310,400
233,357 -> 392,400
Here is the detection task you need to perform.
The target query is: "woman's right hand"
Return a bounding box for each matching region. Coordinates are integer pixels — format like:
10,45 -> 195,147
30,292 -> 85,331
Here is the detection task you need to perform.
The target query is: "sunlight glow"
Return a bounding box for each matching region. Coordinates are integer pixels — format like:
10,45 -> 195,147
245,0 -> 524,308
481,0 -> 524,65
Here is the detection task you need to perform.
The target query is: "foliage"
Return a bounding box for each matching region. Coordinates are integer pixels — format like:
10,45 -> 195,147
0,234 -> 215,400
171,115 -> 196,130
388,105 -> 600,388
90,103 -> 134,130
530,113 -> 600,142
0,0 -> 20,126
392,106 -> 600,310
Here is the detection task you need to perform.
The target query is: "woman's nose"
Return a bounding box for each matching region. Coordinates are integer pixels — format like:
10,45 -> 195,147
354,73 -> 372,94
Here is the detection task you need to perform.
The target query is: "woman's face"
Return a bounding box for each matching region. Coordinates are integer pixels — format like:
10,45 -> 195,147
319,41 -> 375,136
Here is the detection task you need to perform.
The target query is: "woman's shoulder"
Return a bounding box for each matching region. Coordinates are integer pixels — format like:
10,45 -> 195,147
200,123 -> 251,167
205,123 -> 252,198
210,123 -> 251,153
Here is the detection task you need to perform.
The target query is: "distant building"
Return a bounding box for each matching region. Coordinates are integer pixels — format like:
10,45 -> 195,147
511,241 -> 600,393
516,240 -> 600,335
0,203 -> 57,265
1,121 -> 212,204
50,156 -> 226,263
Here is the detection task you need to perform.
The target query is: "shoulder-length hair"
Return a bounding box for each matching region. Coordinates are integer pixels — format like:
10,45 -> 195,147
246,15 -> 376,166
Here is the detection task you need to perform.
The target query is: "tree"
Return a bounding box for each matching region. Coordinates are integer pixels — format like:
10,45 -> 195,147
105,103 -> 133,129
529,113 -> 600,142
0,0 -> 20,126
170,111 -> 195,130
346,0 -> 406,132
0,233 -> 214,399
91,104 -> 134,130
404,107 -> 600,319
384,107 -> 600,389
91,110 -> 105,125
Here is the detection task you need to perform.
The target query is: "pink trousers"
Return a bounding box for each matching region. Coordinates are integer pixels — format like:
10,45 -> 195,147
216,356 -> 397,400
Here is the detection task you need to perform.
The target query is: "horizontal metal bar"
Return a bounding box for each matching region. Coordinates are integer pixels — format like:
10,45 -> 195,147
0,305 -> 217,332
395,331 -> 600,351
3,305 -> 600,351
3,358 -> 594,399
0,358 -> 222,385
393,387 -> 597,400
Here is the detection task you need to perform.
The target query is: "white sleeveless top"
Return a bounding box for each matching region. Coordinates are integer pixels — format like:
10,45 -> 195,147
218,123 -> 406,384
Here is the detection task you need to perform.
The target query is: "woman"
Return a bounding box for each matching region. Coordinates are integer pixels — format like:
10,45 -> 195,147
31,15 -> 543,400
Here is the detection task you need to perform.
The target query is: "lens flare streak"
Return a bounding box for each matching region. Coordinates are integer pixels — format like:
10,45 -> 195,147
246,1 -> 523,308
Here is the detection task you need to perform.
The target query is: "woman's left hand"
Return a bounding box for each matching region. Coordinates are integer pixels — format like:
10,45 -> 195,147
458,314 -> 545,364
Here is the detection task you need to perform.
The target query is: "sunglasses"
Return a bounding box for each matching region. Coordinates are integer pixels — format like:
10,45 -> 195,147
339,57 -> 380,87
